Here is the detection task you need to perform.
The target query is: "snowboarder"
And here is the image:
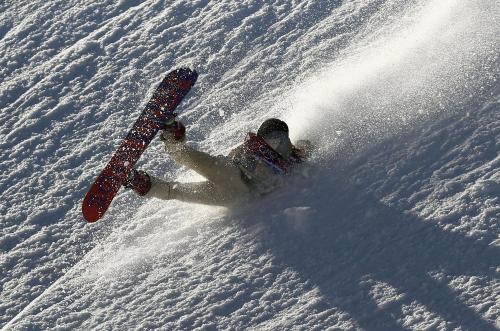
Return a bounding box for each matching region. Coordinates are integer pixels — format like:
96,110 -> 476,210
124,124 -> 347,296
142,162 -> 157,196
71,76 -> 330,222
123,118 -> 312,206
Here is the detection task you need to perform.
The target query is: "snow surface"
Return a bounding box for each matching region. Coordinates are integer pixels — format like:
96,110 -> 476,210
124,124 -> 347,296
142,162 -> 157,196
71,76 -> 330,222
1,0 -> 499,330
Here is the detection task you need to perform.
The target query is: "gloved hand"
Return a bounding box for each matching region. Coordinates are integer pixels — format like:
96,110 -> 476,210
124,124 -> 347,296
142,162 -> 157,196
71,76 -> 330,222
292,139 -> 313,160
160,119 -> 186,143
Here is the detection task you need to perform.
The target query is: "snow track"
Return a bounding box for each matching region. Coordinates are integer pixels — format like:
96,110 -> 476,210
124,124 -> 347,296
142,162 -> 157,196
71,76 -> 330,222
1,0 -> 499,330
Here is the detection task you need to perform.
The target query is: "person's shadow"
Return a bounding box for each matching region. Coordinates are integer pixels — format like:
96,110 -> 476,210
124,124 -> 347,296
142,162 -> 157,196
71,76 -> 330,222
231,164 -> 499,330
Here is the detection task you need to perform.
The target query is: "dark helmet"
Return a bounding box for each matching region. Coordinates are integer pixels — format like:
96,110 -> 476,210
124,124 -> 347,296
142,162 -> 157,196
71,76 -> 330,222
257,118 -> 289,138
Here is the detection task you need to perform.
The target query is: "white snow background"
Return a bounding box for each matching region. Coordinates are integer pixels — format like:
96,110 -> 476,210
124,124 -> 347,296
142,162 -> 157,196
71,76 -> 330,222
1,0 -> 499,330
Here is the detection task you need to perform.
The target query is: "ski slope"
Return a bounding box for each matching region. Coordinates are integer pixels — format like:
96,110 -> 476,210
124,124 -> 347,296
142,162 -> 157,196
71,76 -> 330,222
1,0 -> 499,329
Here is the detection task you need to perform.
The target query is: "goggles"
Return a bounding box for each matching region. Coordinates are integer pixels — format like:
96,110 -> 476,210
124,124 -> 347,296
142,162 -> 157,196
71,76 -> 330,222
263,131 -> 292,158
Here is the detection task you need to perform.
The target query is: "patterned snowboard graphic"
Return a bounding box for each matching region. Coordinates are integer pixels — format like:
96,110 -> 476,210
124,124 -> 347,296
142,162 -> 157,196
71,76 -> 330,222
82,68 -> 198,222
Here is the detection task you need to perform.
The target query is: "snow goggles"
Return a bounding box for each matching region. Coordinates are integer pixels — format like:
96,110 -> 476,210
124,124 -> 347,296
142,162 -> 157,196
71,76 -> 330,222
263,131 -> 292,158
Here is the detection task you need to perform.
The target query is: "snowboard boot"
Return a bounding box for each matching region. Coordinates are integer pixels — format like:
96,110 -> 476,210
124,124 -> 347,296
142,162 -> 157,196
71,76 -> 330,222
123,169 -> 152,196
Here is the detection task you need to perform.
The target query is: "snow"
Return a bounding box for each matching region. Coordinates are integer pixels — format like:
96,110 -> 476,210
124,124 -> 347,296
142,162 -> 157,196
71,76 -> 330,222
1,0 -> 499,330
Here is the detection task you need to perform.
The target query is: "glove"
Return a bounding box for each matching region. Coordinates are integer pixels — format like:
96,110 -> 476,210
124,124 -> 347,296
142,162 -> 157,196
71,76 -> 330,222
160,119 -> 186,143
292,140 -> 313,160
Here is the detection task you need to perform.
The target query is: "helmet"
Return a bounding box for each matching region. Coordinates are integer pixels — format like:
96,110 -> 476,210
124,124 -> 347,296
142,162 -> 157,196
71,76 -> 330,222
257,118 -> 289,137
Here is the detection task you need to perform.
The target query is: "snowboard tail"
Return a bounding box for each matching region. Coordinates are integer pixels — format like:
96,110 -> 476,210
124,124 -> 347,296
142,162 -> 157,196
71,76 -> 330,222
82,68 -> 198,222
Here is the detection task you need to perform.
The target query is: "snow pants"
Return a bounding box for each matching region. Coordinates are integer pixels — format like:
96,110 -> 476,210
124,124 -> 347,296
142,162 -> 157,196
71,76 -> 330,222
146,144 -> 252,206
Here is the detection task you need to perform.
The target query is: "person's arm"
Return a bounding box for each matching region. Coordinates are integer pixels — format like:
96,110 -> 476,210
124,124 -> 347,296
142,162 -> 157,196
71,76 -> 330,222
227,144 -> 244,160
292,139 -> 314,160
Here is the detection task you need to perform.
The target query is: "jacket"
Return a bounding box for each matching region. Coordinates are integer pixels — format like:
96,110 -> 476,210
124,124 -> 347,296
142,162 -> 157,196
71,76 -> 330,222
228,136 -> 312,195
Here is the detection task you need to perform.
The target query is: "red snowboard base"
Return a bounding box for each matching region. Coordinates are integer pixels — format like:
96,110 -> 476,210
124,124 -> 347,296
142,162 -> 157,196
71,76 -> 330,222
82,68 -> 198,222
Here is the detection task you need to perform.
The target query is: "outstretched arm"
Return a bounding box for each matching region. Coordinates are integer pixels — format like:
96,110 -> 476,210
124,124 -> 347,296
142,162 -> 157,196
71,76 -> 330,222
293,139 -> 314,160
160,131 -> 250,197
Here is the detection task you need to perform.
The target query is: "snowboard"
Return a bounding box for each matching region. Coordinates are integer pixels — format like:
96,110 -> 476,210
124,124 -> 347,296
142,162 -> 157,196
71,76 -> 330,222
82,68 -> 198,222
